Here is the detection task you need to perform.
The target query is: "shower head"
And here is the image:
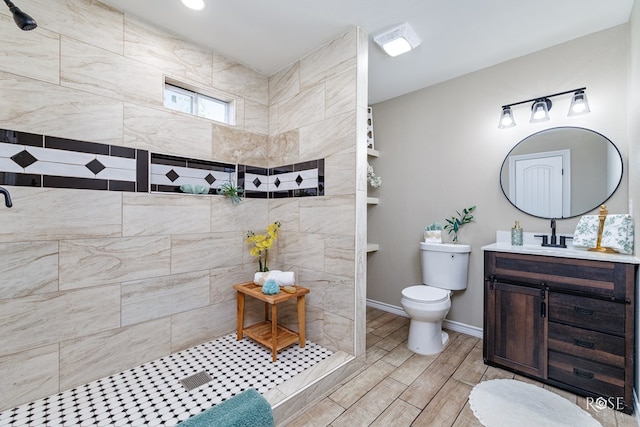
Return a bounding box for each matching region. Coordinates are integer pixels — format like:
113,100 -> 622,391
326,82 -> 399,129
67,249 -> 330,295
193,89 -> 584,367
4,0 -> 37,31
0,186 -> 12,208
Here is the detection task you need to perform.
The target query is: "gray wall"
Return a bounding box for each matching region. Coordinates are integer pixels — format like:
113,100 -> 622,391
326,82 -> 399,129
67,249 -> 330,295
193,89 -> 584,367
367,24 -> 629,329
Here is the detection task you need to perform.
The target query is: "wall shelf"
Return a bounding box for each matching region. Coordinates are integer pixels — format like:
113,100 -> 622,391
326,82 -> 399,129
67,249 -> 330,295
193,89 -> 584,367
366,243 -> 379,253
367,108 -> 379,256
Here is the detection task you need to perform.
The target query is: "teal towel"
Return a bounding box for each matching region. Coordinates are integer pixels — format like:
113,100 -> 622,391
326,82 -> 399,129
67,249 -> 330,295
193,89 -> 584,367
178,388 -> 274,427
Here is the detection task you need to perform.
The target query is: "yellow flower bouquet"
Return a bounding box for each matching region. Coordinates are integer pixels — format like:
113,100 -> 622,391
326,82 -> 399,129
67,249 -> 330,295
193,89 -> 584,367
246,221 -> 281,272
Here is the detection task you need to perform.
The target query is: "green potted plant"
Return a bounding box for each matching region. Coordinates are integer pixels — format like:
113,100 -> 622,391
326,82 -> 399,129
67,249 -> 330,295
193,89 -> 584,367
444,205 -> 476,243
217,181 -> 244,204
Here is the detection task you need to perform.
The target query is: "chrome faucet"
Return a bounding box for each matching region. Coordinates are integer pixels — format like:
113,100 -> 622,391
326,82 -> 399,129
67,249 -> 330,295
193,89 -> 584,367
0,186 -> 12,208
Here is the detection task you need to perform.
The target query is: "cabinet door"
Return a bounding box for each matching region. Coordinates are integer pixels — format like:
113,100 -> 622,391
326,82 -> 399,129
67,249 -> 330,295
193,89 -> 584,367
485,280 -> 548,378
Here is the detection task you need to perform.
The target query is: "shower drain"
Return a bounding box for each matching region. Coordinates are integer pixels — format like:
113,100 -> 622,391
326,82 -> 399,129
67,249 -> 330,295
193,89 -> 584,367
179,370 -> 213,391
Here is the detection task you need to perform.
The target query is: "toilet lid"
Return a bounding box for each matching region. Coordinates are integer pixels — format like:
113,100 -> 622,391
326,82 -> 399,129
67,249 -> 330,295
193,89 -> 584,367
402,285 -> 449,303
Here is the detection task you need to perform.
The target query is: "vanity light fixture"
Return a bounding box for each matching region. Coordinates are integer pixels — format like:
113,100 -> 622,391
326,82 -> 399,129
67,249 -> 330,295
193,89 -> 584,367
498,106 -> 516,129
3,0 -> 37,31
498,87 -> 589,129
181,0 -> 205,11
568,89 -> 590,116
373,23 -> 421,57
529,98 -> 551,123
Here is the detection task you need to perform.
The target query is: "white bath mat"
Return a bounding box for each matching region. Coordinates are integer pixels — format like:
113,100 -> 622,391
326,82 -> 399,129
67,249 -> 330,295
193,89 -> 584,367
469,379 -> 601,427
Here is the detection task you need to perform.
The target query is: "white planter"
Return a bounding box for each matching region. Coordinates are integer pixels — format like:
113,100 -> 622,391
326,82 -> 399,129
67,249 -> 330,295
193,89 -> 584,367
424,230 -> 442,243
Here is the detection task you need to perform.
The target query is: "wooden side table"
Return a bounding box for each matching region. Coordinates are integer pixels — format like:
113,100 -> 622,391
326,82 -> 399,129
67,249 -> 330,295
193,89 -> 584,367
233,281 -> 310,362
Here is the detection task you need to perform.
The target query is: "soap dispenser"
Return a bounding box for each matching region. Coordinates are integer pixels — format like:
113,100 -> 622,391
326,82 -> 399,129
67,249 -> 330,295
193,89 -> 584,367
511,221 -> 523,246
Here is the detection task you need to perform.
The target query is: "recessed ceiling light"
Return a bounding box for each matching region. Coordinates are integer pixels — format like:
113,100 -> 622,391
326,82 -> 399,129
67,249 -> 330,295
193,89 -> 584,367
181,0 -> 205,11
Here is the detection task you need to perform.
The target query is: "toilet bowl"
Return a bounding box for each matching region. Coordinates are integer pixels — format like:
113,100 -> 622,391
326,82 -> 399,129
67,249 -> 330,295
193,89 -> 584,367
401,242 -> 470,355
401,285 -> 451,354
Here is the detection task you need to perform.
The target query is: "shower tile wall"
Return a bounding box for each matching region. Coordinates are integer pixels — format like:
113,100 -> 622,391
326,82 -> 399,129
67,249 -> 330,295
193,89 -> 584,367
0,0 -> 365,417
266,27 -> 367,373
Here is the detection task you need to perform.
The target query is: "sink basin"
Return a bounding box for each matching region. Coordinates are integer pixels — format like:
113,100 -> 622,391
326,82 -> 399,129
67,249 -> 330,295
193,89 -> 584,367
517,245 -> 576,256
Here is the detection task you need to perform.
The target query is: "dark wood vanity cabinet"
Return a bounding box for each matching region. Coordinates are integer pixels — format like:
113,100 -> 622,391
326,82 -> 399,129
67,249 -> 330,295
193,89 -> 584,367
484,250 -> 636,413
485,280 -> 547,378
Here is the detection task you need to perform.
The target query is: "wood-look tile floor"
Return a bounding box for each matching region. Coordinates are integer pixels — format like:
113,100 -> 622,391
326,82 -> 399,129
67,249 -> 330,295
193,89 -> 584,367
283,307 -> 637,427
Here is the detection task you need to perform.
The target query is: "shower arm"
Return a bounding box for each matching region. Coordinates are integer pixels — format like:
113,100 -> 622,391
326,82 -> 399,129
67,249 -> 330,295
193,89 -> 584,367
0,186 -> 12,208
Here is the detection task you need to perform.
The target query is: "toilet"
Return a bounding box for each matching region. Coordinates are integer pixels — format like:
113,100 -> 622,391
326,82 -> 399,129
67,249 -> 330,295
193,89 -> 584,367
401,242 -> 471,355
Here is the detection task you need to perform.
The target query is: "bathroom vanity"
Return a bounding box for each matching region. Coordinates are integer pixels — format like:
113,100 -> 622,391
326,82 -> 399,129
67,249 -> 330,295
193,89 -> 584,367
482,242 -> 638,413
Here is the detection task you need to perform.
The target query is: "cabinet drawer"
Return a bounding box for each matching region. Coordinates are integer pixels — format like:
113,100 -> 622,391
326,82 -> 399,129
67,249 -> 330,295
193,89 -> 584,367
486,252 -> 632,299
548,350 -> 624,398
548,322 -> 625,368
548,293 -> 624,335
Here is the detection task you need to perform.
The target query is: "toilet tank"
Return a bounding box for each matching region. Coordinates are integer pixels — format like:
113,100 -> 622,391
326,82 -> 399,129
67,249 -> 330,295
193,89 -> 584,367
420,242 -> 470,290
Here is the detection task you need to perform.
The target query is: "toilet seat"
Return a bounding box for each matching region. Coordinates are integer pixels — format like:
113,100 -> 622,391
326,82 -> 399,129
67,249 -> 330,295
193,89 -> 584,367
401,285 -> 449,303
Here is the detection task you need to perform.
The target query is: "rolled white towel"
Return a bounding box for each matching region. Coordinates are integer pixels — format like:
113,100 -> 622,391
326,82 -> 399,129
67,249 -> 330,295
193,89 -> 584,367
253,270 -> 295,286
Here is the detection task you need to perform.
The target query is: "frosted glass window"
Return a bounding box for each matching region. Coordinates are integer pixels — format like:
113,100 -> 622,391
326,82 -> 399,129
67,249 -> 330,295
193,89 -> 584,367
164,83 -> 232,124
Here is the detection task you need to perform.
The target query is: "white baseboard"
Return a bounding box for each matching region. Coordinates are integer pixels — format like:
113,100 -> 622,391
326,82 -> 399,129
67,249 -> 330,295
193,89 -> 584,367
366,298 -> 483,339
366,299 -> 408,317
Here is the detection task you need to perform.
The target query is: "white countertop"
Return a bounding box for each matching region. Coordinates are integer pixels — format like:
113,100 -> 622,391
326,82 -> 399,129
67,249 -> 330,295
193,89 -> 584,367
482,231 -> 640,264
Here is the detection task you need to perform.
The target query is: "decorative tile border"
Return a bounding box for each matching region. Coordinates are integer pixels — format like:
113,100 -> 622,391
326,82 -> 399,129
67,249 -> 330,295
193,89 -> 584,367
0,129 -> 148,192
150,153 -> 236,194
239,160 -> 324,199
0,128 -> 324,199
238,165 -> 268,199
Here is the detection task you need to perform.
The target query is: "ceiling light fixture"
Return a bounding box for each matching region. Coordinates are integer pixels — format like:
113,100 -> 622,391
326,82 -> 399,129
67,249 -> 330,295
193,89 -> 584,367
498,87 -> 590,129
181,0 -> 205,11
3,0 -> 37,31
373,23 -> 421,57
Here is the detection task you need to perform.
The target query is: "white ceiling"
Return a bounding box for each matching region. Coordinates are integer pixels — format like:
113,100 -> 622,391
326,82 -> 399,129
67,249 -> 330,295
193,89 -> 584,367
99,0 -> 634,104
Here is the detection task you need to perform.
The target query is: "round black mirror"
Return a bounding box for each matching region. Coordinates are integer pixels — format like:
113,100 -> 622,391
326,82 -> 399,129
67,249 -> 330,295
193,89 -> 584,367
500,127 -> 623,219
